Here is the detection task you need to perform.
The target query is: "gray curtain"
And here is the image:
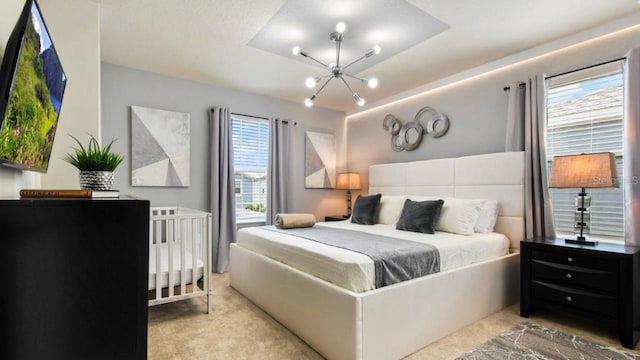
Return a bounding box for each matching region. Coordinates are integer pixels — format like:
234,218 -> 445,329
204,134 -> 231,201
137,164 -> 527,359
624,49 -> 640,246
505,75 -> 556,239
210,107 -> 237,273
266,118 -> 294,225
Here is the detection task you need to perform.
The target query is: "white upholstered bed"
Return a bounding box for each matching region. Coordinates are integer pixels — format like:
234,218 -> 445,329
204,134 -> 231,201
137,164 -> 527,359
230,151 -> 525,360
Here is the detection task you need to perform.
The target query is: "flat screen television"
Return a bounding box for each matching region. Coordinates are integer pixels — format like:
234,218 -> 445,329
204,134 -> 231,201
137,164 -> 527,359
0,0 -> 67,173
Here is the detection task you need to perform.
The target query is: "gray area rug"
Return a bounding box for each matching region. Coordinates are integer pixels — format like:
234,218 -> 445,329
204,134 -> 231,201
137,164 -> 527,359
456,322 -> 638,360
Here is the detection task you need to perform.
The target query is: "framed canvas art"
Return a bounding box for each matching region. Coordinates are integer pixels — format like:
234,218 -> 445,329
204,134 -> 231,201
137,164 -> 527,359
131,106 -> 190,187
304,131 -> 336,189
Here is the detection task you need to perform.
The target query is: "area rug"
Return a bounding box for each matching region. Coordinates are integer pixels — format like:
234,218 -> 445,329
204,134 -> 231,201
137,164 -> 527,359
456,322 -> 639,360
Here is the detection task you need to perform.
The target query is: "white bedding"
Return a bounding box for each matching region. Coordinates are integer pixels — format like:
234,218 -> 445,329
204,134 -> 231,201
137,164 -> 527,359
149,242 -> 205,290
236,221 -> 510,293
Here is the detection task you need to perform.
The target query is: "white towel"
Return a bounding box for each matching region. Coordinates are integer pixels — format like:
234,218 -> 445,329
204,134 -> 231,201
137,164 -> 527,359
274,213 -> 316,229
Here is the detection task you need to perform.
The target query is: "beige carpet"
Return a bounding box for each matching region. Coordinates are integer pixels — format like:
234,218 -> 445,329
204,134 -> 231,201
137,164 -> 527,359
148,273 -> 640,360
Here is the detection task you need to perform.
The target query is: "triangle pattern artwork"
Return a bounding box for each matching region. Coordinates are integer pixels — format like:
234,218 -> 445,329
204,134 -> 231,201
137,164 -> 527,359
131,106 -> 190,187
304,131 -> 336,188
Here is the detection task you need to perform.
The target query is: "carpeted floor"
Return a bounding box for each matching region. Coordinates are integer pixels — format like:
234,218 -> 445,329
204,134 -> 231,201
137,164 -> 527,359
148,273 -> 640,359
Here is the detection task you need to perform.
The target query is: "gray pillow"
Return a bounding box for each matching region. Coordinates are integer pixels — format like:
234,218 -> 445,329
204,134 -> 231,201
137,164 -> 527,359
396,199 -> 444,234
351,194 -> 382,225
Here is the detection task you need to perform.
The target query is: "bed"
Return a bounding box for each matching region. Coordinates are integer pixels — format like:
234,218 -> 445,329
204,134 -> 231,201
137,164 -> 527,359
230,151 -> 525,360
148,207 -> 212,313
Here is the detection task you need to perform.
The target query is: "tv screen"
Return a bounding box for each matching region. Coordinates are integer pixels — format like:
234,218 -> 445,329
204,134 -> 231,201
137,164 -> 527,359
0,0 -> 67,173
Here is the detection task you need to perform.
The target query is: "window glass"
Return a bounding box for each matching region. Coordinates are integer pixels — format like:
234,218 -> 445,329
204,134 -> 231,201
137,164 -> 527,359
232,115 -> 269,223
546,62 -> 624,242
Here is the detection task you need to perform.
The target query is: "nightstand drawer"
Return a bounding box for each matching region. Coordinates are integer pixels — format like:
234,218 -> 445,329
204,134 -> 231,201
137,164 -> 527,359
532,259 -> 617,293
532,280 -> 618,318
532,250 -> 617,271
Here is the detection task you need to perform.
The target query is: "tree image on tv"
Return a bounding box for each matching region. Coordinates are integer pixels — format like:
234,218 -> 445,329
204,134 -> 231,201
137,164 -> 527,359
0,8 -> 64,170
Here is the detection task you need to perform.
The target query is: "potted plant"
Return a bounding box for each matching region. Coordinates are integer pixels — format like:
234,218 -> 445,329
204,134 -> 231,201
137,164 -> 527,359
63,134 -> 124,190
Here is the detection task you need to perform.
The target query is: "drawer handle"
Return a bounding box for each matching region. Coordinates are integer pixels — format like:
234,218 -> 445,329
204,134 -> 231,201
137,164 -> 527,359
566,296 -> 572,302
566,273 -> 572,279
567,257 -> 573,262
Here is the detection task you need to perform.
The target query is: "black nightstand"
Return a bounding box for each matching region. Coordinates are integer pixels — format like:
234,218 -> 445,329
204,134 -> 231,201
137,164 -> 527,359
520,238 -> 640,349
325,215 -> 349,222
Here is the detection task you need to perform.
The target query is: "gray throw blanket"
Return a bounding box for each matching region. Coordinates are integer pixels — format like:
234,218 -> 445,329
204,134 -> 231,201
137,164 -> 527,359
262,225 -> 440,288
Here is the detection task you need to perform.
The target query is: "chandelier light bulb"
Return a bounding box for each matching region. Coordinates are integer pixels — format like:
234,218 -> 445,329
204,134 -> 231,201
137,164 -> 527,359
328,62 -> 336,69
292,46 -> 301,56
304,98 -> 314,107
336,22 -> 346,33
305,77 -> 317,88
373,45 -> 381,55
357,97 -> 365,106
367,78 -> 378,88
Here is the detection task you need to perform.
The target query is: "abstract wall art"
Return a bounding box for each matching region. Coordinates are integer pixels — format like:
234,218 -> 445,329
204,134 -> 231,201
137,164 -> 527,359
131,106 -> 190,187
304,131 -> 336,189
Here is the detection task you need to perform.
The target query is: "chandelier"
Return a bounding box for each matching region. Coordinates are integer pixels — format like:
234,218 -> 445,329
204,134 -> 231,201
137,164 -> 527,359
292,22 -> 380,107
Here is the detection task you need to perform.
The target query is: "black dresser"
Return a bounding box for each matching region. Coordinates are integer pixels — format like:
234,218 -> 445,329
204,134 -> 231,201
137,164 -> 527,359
0,197 -> 150,360
520,238 -> 640,349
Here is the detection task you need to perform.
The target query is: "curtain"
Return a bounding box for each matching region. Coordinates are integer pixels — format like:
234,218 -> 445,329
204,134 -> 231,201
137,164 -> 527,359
624,49 -> 640,246
266,118 -> 294,225
209,107 -> 237,273
505,76 -> 556,239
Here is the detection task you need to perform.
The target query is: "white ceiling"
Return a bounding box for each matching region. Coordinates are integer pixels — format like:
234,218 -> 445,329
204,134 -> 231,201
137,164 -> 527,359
99,0 -> 640,113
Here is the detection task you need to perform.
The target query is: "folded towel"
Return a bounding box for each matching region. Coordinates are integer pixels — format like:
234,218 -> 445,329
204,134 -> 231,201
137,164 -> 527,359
274,213 -> 316,229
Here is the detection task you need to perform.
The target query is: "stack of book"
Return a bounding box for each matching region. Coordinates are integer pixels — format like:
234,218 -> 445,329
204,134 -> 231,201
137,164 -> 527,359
20,189 -> 120,198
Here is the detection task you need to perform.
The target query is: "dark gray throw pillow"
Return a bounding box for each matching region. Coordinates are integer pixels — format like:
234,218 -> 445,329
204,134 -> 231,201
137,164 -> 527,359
351,194 -> 382,225
396,199 -> 444,234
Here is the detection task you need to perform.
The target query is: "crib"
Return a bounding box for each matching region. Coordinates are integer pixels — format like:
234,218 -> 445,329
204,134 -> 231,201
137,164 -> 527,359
148,207 -> 212,313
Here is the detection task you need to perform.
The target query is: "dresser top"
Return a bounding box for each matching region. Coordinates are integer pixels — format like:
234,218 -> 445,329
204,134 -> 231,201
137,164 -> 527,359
523,238 -> 640,255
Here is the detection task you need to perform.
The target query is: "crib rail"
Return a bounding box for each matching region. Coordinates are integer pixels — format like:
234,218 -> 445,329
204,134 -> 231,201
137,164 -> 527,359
148,207 -> 212,313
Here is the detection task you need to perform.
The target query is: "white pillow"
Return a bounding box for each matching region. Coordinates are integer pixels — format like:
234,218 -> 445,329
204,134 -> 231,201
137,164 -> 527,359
474,200 -> 499,233
377,195 -> 406,225
435,198 -> 483,235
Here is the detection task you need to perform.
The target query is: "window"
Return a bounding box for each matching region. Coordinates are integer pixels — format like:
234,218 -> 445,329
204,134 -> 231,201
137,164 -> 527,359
546,62 -> 624,242
232,114 -> 269,224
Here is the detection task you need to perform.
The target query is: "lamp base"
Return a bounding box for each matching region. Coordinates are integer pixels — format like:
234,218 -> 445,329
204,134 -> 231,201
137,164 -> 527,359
565,238 -> 598,246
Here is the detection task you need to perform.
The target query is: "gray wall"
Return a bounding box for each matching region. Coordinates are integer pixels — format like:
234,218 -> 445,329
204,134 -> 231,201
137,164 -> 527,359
347,26 -> 640,193
101,63 -> 348,220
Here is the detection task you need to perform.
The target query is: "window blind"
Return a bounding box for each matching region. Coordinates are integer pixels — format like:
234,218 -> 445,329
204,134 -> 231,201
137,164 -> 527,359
546,62 -> 624,241
232,115 -> 269,223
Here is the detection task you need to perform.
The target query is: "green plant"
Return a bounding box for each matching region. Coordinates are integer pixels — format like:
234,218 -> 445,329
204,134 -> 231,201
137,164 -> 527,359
63,134 -> 124,171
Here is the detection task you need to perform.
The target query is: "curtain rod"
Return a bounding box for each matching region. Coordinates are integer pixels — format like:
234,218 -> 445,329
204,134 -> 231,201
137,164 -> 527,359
545,56 -> 626,80
503,56 -> 626,91
503,83 -> 526,91
231,112 -> 297,125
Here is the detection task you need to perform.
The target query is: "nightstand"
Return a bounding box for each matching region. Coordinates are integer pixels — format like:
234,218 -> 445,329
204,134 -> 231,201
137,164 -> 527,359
520,238 -> 640,349
325,215 -> 349,222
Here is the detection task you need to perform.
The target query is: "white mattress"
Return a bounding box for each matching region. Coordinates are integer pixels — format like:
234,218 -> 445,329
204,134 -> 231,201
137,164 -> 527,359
236,221 -> 510,293
149,242 -> 205,290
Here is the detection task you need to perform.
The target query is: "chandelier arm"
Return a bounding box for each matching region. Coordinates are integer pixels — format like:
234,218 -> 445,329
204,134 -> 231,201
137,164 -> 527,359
300,52 -> 329,68
343,73 -> 367,82
313,76 -> 334,97
336,36 -> 342,66
340,76 -> 357,97
342,53 -> 369,71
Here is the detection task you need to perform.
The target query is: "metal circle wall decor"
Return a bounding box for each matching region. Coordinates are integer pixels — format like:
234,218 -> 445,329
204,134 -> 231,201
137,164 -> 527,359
382,107 -> 450,152
414,106 -> 450,138
382,114 -> 401,135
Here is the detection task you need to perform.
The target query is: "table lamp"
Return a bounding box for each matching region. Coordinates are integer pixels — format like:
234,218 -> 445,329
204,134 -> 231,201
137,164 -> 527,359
336,172 -> 361,217
548,152 -> 618,246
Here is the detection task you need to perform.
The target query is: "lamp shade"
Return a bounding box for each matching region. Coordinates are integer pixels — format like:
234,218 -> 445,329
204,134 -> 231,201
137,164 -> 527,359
336,172 -> 361,190
549,152 -> 618,189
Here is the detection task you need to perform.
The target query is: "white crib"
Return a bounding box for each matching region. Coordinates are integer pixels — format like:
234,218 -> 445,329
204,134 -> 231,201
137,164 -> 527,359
148,207 -> 212,313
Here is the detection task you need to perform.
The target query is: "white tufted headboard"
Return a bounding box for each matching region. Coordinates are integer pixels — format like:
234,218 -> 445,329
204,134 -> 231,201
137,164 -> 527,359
369,151 -> 525,249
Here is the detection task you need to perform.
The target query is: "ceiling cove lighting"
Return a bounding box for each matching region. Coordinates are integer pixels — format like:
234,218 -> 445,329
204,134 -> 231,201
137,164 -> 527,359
293,22 -> 380,107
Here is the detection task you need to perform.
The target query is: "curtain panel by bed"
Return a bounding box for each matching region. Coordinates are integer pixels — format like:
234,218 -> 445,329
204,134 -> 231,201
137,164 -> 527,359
210,107 -> 237,273
505,76 -> 556,239
266,118 -> 295,225
624,49 -> 640,246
